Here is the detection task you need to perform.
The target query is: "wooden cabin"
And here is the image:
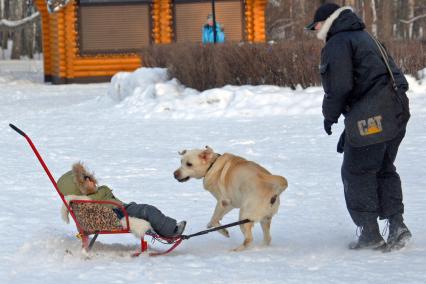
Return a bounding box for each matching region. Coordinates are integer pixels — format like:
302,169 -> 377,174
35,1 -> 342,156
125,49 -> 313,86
35,0 -> 267,84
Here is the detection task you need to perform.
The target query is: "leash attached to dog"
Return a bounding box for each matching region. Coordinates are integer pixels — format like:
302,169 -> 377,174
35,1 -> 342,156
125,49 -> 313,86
147,219 -> 251,256
181,219 -> 251,240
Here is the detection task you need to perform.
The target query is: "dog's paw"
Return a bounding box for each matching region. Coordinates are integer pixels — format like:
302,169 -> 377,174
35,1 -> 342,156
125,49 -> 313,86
232,244 -> 247,252
219,228 -> 230,238
207,222 -> 230,237
207,221 -> 220,229
262,237 -> 272,246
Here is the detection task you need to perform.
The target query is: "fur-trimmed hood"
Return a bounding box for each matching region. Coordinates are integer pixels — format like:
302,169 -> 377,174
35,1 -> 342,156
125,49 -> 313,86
317,6 -> 364,41
72,162 -> 98,195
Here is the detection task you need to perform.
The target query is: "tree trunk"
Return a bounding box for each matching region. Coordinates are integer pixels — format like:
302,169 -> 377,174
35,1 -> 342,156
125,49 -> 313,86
344,0 -> 357,6
35,17 -> 42,55
292,0 -> 305,39
371,0 -> 378,36
362,0 -> 373,33
1,0 -> 8,51
378,0 -> 393,41
22,1 -> 33,58
10,0 -> 24,59
408,0 -> 415,39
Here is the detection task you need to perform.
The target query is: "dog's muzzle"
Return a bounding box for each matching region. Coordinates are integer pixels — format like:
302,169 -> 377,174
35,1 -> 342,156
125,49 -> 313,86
174,170 -> 190,182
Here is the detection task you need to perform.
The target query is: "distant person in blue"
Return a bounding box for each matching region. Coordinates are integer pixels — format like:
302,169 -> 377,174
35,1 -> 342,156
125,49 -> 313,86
202,14 -> 225,44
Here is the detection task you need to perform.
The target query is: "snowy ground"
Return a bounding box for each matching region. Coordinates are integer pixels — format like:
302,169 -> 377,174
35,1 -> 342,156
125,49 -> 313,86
1,60 -> 426,284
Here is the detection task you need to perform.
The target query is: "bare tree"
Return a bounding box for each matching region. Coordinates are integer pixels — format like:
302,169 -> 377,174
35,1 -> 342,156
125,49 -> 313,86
267,0 -> 325,40
407,0 -> 415,38
370,0 -> 378,36
0,0 -> 9,51
0,0 -> 41,59
10,0 -> 22,59
379,0 -> 393,40
266,0 -> 426,41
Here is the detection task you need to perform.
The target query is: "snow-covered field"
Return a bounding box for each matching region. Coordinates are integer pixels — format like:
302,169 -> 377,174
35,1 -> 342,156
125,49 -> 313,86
1,60 -> 426,284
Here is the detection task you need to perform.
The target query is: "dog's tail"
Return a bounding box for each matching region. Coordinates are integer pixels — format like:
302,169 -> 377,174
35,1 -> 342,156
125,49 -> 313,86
260,174 -> 288,206
270,175 -> 288,195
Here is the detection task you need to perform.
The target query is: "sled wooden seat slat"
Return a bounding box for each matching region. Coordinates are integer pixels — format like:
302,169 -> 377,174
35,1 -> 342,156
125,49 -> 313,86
69,200 -> 128,234
66,199 -> 149,256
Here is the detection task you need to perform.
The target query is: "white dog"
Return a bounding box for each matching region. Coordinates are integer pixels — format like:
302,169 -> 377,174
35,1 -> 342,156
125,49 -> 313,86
174,146 -> 288,251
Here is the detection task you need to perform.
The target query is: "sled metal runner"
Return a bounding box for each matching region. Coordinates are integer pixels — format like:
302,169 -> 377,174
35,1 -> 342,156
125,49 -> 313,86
9,123 -> 250,256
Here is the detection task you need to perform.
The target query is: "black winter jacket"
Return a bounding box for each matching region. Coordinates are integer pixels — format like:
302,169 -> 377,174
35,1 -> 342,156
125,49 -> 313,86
320,9 -> 409,123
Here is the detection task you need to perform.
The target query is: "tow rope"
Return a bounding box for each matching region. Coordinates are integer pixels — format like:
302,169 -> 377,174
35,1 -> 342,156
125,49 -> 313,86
147,219 -> 251,256
182,219 -> 251,240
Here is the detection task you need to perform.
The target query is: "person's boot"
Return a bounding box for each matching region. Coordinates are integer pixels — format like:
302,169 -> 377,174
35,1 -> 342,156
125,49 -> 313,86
349,221 -> 386,250
173,221 -> 187,237
384,214 -> 412,252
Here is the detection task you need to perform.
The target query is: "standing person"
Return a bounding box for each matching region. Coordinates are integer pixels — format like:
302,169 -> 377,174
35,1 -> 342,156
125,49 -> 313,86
202,14 -> 225,44
305,3 -> 411,250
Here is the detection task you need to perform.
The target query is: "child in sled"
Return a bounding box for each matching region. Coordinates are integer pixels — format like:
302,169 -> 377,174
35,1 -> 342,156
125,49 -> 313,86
58,162 -> 186,238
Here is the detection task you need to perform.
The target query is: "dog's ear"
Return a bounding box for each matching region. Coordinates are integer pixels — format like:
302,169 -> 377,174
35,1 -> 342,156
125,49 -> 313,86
199,147 -> 214,162
178,149 -> 187,155
205,145 -> 214,152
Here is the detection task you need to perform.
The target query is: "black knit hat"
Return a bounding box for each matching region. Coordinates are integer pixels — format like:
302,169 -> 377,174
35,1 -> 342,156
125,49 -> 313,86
305,3 -> 340,30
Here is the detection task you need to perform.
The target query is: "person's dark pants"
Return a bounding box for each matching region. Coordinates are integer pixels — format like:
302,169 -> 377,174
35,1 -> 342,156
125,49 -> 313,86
115,202 -> 177,237
341,130 -> 406,226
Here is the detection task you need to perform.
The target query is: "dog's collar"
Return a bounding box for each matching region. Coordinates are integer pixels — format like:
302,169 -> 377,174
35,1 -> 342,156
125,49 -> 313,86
206,154 -> 221,175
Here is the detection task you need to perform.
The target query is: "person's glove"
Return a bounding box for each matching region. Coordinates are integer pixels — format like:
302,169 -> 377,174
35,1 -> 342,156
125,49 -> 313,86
323,119 -> 334,135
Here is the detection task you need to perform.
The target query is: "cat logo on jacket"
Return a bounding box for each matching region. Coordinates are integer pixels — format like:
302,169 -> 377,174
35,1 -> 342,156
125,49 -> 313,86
357,115 -> 383,136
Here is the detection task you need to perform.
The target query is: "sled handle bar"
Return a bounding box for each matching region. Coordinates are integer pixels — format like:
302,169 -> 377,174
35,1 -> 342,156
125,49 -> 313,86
8,123 -> 82,231
9,124 -> 26,137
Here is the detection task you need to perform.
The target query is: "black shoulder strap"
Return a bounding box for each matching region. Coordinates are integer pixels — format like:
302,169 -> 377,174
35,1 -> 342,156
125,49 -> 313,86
368,32 -> 398,91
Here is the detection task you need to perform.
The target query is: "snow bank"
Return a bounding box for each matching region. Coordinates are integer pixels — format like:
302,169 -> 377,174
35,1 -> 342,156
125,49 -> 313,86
107,67 -> 325,119
107,67 -> 426,119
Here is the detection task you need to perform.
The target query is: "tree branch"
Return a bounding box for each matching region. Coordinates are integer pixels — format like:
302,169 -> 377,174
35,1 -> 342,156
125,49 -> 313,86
267,19 -> 294,33
0,12 -> 40,32
400,14 -> 426,24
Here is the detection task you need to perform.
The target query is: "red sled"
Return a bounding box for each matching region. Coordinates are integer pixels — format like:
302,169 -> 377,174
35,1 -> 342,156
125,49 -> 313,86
9,124 -> 183,257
